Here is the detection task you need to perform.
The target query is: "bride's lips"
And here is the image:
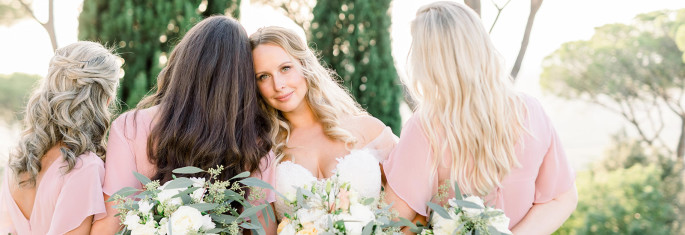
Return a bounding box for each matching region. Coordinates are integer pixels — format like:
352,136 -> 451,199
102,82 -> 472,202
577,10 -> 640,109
275,91 -> 294,102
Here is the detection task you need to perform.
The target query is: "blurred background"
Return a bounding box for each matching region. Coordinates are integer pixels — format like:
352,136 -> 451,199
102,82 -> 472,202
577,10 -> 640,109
1,0 -> 684,233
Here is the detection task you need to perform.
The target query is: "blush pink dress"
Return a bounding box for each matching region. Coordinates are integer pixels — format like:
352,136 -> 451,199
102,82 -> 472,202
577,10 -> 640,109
0,152 -> 106,235
101,106 -> 276,205
383,94 -> 575,229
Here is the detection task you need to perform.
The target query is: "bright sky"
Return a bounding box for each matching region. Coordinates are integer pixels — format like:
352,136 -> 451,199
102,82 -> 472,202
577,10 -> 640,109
1,0 -> 684,169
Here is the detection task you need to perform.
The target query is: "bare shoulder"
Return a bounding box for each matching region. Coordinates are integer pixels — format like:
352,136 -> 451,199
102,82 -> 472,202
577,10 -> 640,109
340,115 -> 387,146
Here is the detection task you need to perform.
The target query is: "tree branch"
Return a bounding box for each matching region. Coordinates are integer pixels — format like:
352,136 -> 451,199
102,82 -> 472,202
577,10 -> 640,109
489,0 -> 512,34
17,0 -> 41,24
510,0 -> 543,80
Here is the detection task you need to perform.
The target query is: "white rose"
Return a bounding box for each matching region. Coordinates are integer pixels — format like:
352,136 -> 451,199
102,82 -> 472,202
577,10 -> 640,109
157,218 -> 169,235
158,188 -> 182,204
278,223 -> 297,235
296,208 -> 326,224
130,220 -> 157,235
190,177 -> 205,187
170,206 -> 205,235
431,212 -> 458,235
459,196 -> 485,217
335,150 -> 381,199
191,188 -> 206,202
138,200 -> 154,214
349,204 -> 375,225
123,211 -> 141,230
488,212 -> 512,234
201,214 -> 216,230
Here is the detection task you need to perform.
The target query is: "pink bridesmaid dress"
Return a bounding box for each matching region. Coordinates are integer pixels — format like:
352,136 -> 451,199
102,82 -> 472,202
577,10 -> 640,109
0,152 -> 106,235
383,94 -> 576,229
101,106 -> 276,206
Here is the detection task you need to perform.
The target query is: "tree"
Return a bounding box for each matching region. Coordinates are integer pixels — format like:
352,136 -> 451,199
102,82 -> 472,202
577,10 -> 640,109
78,0 -> 241,109
309,0 -> 402,134
251,0 -> 314,30
0,0 -> 58,51
0,0 -> 28,26
541,9 -> 685,160
0,73 -> 41,122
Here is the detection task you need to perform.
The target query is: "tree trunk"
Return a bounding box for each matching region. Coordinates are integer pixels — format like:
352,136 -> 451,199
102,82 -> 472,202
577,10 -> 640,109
45,0 -> 56,52
464,0 -> 481,17
510,0 -> 543,80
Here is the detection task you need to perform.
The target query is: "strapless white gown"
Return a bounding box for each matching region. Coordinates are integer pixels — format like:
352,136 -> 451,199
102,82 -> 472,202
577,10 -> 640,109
274,127 -> 398,220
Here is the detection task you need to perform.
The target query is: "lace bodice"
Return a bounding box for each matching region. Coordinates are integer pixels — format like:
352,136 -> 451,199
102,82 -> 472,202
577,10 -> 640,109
273,127 -> 397,220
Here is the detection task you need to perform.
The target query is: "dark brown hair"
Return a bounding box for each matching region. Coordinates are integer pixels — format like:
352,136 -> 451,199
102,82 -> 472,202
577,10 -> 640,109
137,15 -> 272,183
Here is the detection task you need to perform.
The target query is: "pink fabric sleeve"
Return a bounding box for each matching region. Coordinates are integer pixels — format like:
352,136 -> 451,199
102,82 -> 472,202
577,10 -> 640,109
365,127 -> 399,162
533,107 -> 576,204
102,113 -> 142,196
0,169 -> 16,235
48,154 -> 106,235
251,151 -> 277,203
383,116 -> 436,216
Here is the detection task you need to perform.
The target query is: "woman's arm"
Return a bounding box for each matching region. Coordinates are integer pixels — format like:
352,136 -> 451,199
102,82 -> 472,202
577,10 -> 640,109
90,194 -> 123,234
253,202 -> 277,235
511,185 -> 578,235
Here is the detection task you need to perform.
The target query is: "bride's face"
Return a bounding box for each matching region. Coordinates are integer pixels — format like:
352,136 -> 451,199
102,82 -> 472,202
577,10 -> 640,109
253,44 -> 308,114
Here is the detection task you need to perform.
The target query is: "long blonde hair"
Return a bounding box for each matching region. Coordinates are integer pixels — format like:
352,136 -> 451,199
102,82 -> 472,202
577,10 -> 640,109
249,26 -> 365,161
407,1 -> 527,196
9,41 -> 121,186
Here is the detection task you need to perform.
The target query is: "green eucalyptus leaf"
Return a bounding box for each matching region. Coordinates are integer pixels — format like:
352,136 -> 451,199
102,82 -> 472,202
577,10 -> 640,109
172,166 -> 205,174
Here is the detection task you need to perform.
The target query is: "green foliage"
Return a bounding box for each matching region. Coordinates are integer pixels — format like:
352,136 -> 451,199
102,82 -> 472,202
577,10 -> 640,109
78,0 -> 241,110
309,0 -> 402,134
0,73 -> 41,122
0,0 -> 29,26
554,134 -> 683,235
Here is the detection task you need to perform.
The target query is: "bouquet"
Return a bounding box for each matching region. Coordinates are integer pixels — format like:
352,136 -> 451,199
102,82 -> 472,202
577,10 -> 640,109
413,183 -> 512,235
276,174 -> 399,235
109,166 -> 277,235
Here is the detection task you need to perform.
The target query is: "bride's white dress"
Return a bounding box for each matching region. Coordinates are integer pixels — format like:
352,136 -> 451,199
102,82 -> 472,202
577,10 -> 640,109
274,127 -> 397,220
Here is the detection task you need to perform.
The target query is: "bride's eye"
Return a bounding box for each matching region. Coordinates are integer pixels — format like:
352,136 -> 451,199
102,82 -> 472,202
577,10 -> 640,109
281,66 -> 291,72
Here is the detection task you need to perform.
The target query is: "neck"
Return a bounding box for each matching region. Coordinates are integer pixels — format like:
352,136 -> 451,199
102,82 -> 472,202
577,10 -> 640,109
282,101 -> 318,130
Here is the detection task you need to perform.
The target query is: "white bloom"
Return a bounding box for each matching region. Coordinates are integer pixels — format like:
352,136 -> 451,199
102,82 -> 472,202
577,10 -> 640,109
488,212 -> 512,234
190,177 -> 205,187
459,196 -> 485,217
278,223 -> 297,235
339,204 -> 376,235
123,211 -> 141,229
431,212 -> 458,235
157,218 -> 169,235
138,200 -> 154,214
335,150 -> 381,199
170,206 -> 205,235
158,188 -> 182,204
191,188 -> 206,202
201,214 -> 216,230
284,191 -> 297,202
296,208 -> 326,224
130,220 -> 157,235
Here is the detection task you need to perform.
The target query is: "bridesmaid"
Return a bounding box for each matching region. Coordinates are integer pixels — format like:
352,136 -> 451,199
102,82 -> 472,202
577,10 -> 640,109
90,16 -> 274,234
383,2 -> 577,234
0,41 -> 121,234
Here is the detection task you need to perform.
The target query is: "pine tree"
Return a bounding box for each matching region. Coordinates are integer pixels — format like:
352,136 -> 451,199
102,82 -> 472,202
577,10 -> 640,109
309,0 -> 402,134
78,0 -> 241,110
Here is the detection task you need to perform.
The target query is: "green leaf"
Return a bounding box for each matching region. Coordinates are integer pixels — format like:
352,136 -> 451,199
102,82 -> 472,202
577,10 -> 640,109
187,203 -> 219,212
205,228 -> 226,234
427,202 -> 451,219
210,214 -> 238,224
133,171 -> 151,185
238,204 -> 268,219
163,177 -> 194,189
239,222 -> 262,230
454,181 -> 463,200
108,187 -> 140,200
172,166 -> 205,174
230,171 -> 251,180
361,197 -> 375,205
362,222 -> 374,235
454,200 -> 484,209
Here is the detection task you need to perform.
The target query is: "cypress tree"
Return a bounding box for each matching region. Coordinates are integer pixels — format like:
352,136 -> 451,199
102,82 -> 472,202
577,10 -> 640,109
78,0 -> 241,109
309,0 -> 402,134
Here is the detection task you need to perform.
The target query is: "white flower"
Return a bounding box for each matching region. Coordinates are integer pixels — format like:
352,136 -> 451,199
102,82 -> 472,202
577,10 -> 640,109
458,196 -> 485,217
130,220 -> 157,235
296,208 -> 326,224
123,211 -> 141,229
431,212 -> 458,235
339,204 -> 376,235
157,218 -> 169,235
170,206 -> 205,235
488,212 -> 512,234
138,200 -> 154,214
335,150 -> 381,199
278,223 -> 297,235
190,177 -> 205,187
191,188 -> 206,202
201,214 -> 216,230
284,191 -> 297,203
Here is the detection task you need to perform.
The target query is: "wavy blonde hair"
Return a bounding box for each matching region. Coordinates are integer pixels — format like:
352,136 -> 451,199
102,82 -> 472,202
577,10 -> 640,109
249,26 -> 366,161
407,1 -> 528,196
9,41 -> 121,187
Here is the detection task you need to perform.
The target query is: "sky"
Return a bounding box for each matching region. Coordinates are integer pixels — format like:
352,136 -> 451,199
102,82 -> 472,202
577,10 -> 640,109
1,0 -> 684,170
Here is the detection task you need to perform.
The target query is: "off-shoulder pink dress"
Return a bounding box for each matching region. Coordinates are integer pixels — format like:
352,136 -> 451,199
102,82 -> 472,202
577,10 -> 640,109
0,152 -> 106,235
383,94 -> 575,229
101,106 -> 277,206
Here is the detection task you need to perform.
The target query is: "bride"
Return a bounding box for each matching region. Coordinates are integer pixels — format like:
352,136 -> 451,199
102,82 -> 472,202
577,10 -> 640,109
249,26 -> 398,234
